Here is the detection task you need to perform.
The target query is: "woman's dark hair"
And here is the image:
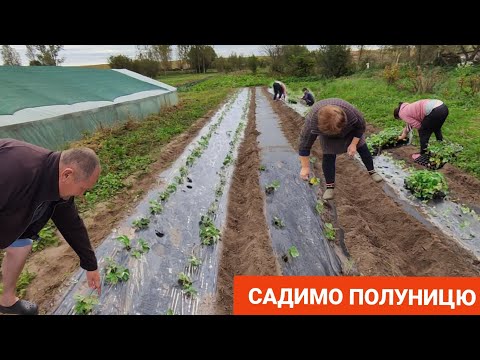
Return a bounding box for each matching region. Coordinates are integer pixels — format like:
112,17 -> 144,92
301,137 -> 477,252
302,88 -> 308,92
393,102 -> 403,119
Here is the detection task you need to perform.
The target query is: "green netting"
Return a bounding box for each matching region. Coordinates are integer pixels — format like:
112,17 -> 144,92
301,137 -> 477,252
0,66 -> 168,115
0,91 -> 178,150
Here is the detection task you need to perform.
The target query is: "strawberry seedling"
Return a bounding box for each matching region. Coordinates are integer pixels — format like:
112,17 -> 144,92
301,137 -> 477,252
116,235 -> 132,251
273,216 -> 285,229
324,223 -> 336,241
132,217 -> 150,231
265,180 -> 280,194
73,294 -> 99,315
104,258 -> 130,285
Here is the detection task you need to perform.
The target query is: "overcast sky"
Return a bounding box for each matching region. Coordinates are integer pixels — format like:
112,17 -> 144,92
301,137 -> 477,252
9,45 -> 327,66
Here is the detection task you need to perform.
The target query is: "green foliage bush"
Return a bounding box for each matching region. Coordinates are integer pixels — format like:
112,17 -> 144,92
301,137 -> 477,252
405,170 -> 449,200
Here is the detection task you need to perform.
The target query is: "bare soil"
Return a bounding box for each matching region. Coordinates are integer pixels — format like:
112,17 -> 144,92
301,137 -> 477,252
214,88 -> 282,314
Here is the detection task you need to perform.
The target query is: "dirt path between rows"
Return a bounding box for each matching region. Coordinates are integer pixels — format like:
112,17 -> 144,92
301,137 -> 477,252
214,88 -> 281,314
263,88 -> 480,278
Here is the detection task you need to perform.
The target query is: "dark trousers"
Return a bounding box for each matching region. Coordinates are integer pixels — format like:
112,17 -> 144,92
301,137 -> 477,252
322,144 -> 374,185
273,83 -> 284,100
419,104 -> 448,154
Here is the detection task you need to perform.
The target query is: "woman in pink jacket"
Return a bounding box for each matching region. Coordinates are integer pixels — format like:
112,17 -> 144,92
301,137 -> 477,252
394,99 -> 449,160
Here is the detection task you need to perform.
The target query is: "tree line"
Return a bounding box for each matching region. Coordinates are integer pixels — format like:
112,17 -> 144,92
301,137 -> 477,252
2,45 -> 479,79
1,45 -> 64,66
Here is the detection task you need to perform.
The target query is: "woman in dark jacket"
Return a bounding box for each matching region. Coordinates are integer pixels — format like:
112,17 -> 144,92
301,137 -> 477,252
298,98 -> 383,200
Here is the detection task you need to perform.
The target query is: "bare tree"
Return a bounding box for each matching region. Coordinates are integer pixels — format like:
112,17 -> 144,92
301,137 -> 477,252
25,45 -> 65,66
261,45 -> 283,72
459,45 -> 480,63
135,45 -> 172,75
135,45 -> 150,59
177,45 -> 191,70
357,45 -> 365,63
157,45 -> 172,75
26,45 -> 37,63
1,45 -> 21,65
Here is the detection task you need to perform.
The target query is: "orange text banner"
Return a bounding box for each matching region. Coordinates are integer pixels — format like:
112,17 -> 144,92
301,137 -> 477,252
233,276 -> 480,315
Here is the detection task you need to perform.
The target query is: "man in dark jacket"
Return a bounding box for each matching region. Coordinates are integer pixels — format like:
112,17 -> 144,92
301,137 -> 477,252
0,138 -> 102,315
301,88 -> 315,106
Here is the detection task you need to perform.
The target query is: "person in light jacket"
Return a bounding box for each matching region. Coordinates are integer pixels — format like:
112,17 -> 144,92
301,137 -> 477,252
394,99 -> 449,160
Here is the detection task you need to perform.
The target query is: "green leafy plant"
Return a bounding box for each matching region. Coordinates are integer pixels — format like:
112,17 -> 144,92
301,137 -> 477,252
324,223 -> 336,241
215,185 -> 224,197
130,238 -> 151,259
288,246 -> 300,258
73,294 -> 99,315
131,249 -> 142,259
183,284 -> 198,298
166,183 -> 177,194
116,235 -> 132,251
137,239 -> 150,253
223,153 -> 233,166
32,221 -> 59,252
0,269 -> 36,298
177,272 -> 197,298
149,200 -> 163,215
315,201 -> 324,214
309,157 -> 317,164
273,216 -> 285,229
199,215 -> 221,245
166,308 -> 175,315
427,141 -> 463,169
132,217 -> 150,231
309,177 -> 320,186
179,166 -> 188,178
404,170 -> 449,200
366,127 -> 405,155
198,136 -> 209,148
259,165 -> 266,171
461,205 -> 472,214
178,272 -> 193,287
265,180 -> 280,194
159,191 -> 170,202
104,258 -> 130,285
188,255 -> 202,267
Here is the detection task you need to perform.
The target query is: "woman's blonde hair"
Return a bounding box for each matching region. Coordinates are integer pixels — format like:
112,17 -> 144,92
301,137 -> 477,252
317,105 -> 346,136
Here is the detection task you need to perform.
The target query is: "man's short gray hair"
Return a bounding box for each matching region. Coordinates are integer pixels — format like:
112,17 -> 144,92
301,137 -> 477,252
60,147 -> 100,180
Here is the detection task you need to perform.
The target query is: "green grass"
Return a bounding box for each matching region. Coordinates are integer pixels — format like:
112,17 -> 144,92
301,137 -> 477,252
156,72 -> 215,88
287,68 -> 480,178
186,73 -> 274,91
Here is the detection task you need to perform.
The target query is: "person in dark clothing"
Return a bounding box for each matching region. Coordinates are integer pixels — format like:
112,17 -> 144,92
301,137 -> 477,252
298,99 -> 383,200
273,80 -> 287,100
301,88 -> 315,106
0,139 -> 102,315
